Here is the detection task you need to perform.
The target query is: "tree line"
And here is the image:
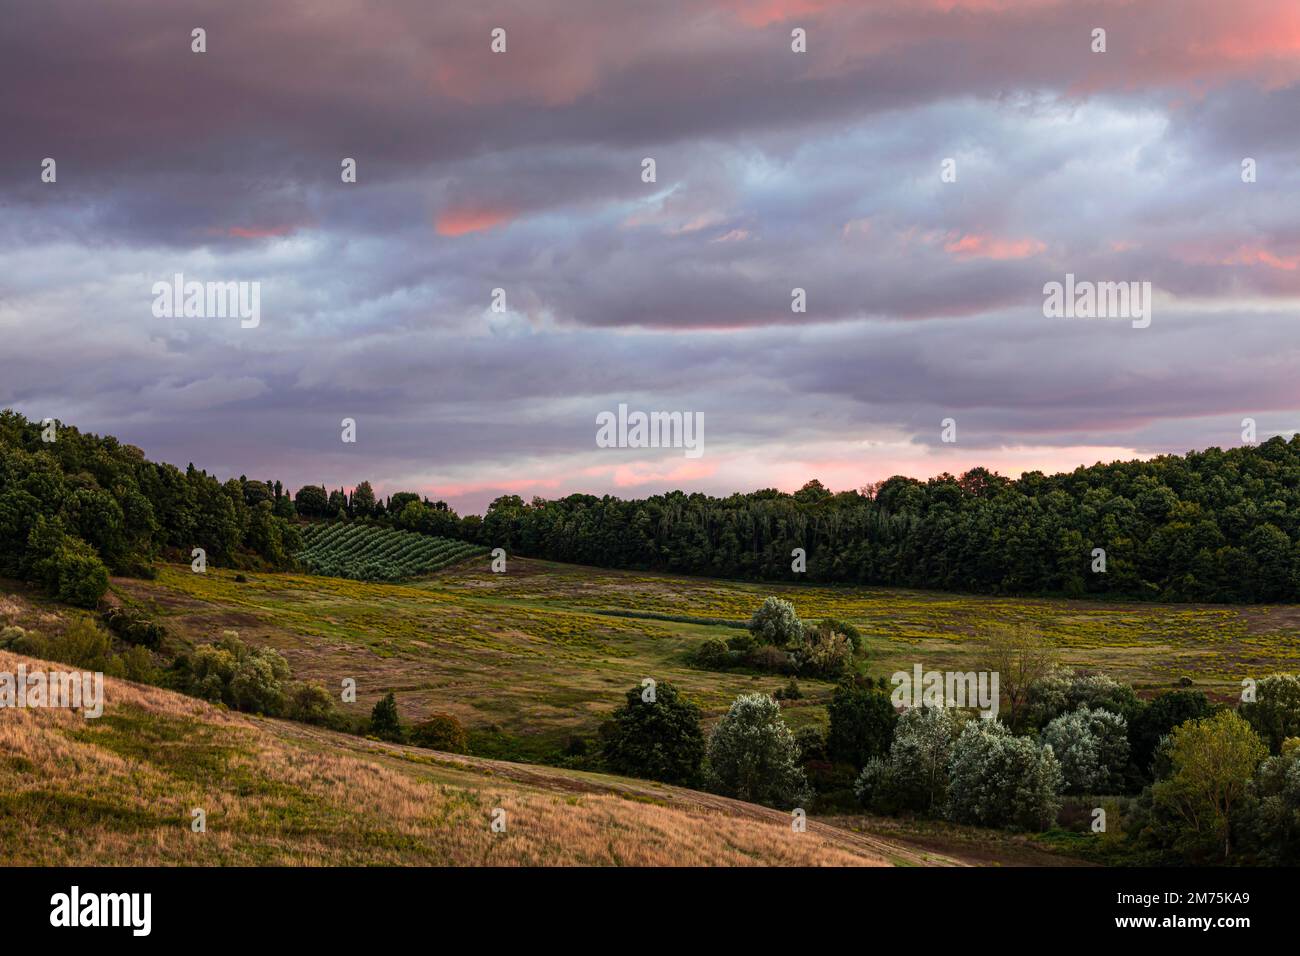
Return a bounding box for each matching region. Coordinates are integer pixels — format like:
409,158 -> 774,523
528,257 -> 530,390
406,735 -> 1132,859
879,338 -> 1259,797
474,437 -> 1300,603
8,408 -> 1300,606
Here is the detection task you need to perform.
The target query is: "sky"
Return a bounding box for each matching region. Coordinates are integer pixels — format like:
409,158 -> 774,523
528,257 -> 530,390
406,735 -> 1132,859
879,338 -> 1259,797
2,0 -> 1300,514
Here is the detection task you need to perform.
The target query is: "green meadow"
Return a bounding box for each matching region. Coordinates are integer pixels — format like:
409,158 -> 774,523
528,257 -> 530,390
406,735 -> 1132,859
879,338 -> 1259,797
106,556 -> 1300,763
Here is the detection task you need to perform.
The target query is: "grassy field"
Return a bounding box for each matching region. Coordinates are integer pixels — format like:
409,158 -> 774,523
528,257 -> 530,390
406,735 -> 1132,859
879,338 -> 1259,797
101,556 -> 1300,765
13,555 -> 1284,867
0,648 -> 967,866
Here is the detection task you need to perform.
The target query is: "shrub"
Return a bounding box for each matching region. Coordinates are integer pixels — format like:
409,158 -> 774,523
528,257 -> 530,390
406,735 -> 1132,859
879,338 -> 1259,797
370,692 -> 403,742
103,607 -> 166,648
411,713 -> 469,753
175,631 -> 291,716
51,544 -> 110,608
286,681 -> 336,726
1240,674 -> 1300,754
600,682 -> 705,786
826,679 -> 897,770
946,719 -> 1063,830
819,617 -> 863,654
5,618 -> 120,673
693,638 -> 730,669
25,519 -> 109,609
794,725 -> 825,762
792,625 -> 854,678
706,693 -> 810,808
749,596 -> 804,647
1041,706 -> 1129,794
776,677 -> 802,701
746,644 -> 794,674
726,632 -> 757,654
1239,739 -> 1300,865
0,625 -> 27,648
4,618 -> 160,683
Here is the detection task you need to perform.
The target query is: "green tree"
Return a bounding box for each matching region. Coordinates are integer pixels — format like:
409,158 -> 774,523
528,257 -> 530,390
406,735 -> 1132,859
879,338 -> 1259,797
856,705 -> 963,814
947,719 -> 1063,830
1129,690 -> 1211,777
1041,706 -> 1129,794
351,481 -> 377,518
749,596 -> 804,647
1240,674 -> 1300,754
294,485 -> 329,517
411,713 -> 469,753
706,693 -> 810,808
370,692 -> 403,742
600,682 -> 705,786
826,678 -> 898,769
1149,710 -> 1267,859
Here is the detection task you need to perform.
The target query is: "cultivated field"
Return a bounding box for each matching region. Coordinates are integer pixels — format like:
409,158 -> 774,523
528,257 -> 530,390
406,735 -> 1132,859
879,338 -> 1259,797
297,523 -> 486,581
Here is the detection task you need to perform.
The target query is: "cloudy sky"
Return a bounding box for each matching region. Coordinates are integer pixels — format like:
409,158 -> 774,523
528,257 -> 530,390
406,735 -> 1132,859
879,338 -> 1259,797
3,0 -> 1299,513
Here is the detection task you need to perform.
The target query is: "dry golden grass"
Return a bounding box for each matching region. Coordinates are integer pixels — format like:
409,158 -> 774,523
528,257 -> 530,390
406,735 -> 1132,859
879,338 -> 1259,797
0,650 -> 943,867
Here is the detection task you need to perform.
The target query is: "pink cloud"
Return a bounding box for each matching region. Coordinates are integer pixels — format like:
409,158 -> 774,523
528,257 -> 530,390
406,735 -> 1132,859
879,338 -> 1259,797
1221,245 -> 1300,272
608,459 -> 718,488
436,205 -> 517,237
943,232 -> 1046,260
226,224 -> 296,239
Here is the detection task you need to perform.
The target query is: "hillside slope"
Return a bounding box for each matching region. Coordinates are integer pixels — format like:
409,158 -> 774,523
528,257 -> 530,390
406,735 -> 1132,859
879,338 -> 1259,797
0,650 -> 956,867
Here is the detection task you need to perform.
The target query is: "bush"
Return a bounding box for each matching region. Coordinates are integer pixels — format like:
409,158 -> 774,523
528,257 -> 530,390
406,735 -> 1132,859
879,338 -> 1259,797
286,681 -> 336,726
176,631 -> 291,716
706,693 -> 810,808
726,632 -> 757,654
411,713 -> 469,753
853,758 -> 895,812
746,644 -> 794,674
1240,674 -> 1300,754
791,625 -> 854,678
1239,739 -> 1300,864
103,607 -> 166,648
749,596 -> 804,647
51,544 -> 110,608
600,682 -> 705,786
4,618 -> 162,684
370,692 -> 403,742
1041,706 -> 1129,794
826,679 -> 898,770
693,638 -> 730,669
946,719 -> 1063,830
818,617 -> 863,654
794,725 -> 825,762
775,677 -> 802,700
4,618 -> 120,673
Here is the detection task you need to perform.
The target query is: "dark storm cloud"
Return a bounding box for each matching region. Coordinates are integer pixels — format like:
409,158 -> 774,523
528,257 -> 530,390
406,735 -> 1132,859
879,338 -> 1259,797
3,0 -> 1300,510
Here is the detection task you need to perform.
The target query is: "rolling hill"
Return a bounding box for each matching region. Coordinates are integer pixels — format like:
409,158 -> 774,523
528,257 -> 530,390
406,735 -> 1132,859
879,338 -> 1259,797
0,647 -> 948,867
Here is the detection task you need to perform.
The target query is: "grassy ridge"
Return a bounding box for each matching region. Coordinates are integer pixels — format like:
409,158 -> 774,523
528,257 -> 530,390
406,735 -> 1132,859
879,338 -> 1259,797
0,649 -> 925,866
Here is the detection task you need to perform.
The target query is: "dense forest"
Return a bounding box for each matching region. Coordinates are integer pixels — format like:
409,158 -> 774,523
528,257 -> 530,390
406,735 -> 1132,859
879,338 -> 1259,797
474,439 -> 1300,603
5,408 -> 1300,606
0,411 -> 305,606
